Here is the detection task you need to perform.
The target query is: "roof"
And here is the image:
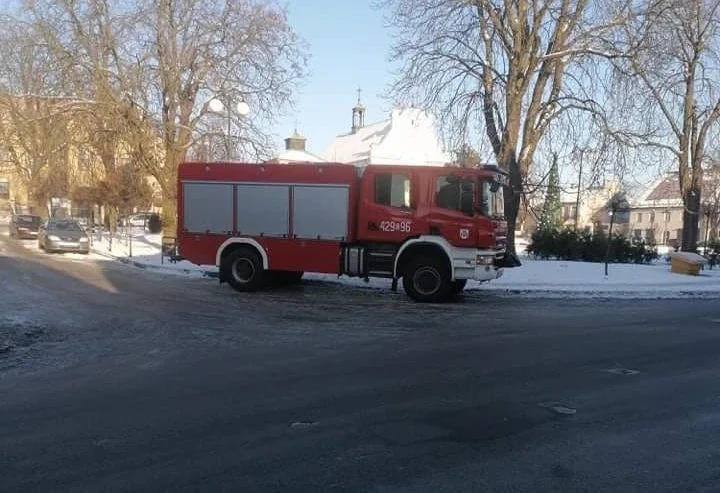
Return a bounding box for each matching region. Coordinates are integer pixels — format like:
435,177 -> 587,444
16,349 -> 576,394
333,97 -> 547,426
323,119 -> 392,163
632,173 -> 685,207
272,148 -> 325,163
645,174 -> 680,201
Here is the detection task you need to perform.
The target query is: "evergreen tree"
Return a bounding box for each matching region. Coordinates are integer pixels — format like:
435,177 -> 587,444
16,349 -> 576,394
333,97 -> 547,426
539,154 -> 563,232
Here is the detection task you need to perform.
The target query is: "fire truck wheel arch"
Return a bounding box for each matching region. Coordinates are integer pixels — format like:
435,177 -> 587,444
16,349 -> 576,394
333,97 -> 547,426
216,238 -> 269,269
394,236 -> 454,281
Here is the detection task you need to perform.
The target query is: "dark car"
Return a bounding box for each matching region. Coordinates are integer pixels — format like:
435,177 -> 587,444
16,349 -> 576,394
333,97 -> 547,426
38,218 -> 90,254
9,214 -> 42,239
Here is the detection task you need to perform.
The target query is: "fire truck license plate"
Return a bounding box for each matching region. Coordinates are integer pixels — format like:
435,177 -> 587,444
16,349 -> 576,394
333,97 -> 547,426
380,220 -> 411,233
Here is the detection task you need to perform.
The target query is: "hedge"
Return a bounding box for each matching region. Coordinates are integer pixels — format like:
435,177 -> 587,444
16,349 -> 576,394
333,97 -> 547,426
527,228 -> 659,264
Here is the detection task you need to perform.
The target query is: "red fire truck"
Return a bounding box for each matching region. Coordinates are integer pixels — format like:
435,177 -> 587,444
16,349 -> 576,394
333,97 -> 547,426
177,161 -> 514,302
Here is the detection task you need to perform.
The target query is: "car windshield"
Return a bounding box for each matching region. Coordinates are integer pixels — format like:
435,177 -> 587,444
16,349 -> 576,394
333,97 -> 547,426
17,215 -> 40,225
48,220 -> 83,231
478,178 -> 505,218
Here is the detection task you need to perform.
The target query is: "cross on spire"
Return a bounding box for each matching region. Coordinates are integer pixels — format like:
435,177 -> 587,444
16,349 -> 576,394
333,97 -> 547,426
357,87 -> 362,105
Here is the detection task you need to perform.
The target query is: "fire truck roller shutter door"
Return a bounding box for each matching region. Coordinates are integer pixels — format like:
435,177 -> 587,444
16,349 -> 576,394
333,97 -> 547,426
183,182 -> 234,234
292,185 -> 349,240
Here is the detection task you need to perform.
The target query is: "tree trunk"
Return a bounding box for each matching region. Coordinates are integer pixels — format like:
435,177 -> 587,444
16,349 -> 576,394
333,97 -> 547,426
681,187 -> 701,252
160,178 -> 177,237
502,154 -> 523,266
159,146 -> 183,236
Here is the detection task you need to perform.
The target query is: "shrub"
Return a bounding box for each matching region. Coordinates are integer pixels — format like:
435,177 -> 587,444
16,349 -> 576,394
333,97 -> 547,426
527,227 -> 657,264
148,213 -> 162,234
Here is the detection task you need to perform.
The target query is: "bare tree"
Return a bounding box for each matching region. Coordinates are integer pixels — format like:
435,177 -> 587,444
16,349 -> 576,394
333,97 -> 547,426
451,144 -> 483,168
0,96 -> 73,214
612,0 -> 720,251
378,0 -> 629,256
702,162 -> 720,243
0,17 -> 75,214
12,0 -> 308,232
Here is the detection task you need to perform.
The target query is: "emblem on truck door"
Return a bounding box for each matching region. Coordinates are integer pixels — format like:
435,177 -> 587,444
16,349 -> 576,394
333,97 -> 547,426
459,228 -> 469,240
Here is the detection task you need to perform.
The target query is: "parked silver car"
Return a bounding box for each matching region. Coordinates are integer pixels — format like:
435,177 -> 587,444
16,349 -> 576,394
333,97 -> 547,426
38,218 -> 90,254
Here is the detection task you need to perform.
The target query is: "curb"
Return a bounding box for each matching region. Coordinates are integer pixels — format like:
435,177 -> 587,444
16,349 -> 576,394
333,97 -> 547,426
464,287 -> 720,300
90,247 -> 218,278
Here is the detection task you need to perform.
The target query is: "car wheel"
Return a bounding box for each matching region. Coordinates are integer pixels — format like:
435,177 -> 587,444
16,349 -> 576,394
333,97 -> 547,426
223,248 -> 266,292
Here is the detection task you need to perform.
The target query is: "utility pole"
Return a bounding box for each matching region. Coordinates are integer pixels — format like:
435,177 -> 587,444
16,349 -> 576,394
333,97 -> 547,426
226,105 -> 232,160
574,148 -> 585,230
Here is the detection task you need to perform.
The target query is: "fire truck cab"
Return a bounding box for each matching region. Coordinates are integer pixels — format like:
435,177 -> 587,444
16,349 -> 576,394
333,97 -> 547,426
177,161 -> 512,302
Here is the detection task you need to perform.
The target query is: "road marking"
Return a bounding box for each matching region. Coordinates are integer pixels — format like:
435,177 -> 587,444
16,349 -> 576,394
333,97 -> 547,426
290,421 -> 317,429
538,402 -> 577,415
602,368 -> 639,375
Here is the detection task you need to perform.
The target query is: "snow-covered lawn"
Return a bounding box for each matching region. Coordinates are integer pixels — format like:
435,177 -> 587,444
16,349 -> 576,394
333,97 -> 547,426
88,230 -> 215,276
470,258 -> 720,298
80,230 -> 720,299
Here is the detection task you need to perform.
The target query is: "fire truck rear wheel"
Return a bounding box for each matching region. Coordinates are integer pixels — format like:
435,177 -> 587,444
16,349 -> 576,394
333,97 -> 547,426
224,248 -> 265,292
402,256 -> 452,303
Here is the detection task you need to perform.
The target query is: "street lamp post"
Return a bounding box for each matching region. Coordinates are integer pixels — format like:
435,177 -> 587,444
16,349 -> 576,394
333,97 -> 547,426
704,209 -> 712,256
604,195 -> 628,276
207,98 -> 250,160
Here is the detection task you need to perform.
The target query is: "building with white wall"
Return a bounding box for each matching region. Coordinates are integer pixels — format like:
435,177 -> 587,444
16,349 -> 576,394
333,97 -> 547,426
267,130 -> 326,164
323,102 -> 451,167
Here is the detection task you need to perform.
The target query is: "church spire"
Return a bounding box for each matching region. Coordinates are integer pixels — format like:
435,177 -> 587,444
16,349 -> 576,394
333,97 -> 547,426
351,88 -> 365,134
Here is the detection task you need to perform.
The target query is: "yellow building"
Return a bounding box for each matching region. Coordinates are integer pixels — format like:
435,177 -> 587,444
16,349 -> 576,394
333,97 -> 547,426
0,94 -> 163,223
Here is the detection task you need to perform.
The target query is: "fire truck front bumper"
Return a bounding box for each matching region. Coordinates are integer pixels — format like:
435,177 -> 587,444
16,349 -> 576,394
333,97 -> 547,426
452,249 -> 505,282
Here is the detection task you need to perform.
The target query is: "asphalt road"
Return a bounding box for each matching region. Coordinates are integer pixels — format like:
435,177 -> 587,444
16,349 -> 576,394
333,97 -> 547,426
2,227 -> 720,492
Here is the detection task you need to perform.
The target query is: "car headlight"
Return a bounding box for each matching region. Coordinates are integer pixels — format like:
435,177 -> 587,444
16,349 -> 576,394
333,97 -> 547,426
80,237 -> 88,243
48,235 -> 61,241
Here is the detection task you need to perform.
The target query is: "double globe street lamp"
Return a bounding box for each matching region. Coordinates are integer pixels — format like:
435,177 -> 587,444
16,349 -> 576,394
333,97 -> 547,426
207,98 -> 250,160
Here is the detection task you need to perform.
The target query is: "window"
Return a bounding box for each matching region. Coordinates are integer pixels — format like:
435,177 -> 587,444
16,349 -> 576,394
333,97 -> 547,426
649,211 -> 655,223
645,229 -> 655,243
77,149 -> 91,170
636,212 -> 643,223
0,179 -> 8,199
664,210 -> 671,223
479,178 -> 504,217
633,229 -> 642,240
437,176 -> 473,213
662,231 -> 670,245
374,173 -> 410,208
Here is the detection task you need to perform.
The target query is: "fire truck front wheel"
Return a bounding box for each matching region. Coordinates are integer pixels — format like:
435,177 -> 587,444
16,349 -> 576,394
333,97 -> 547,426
223,248 -> 266,292
451,279 -> 467,293
402,256 -> 452,303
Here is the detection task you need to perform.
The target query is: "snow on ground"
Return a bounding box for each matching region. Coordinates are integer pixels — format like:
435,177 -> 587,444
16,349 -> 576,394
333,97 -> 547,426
89,230 -> 216,277
15,227 -> 720,298
470,258 -> 720,298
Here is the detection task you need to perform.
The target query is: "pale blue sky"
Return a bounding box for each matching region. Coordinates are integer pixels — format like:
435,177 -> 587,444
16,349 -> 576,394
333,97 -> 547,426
272,0 -> 396,156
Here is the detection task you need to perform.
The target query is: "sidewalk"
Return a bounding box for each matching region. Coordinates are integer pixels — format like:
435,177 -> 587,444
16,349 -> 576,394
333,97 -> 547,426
90,231 -> 720,299
89,230 -> 218,278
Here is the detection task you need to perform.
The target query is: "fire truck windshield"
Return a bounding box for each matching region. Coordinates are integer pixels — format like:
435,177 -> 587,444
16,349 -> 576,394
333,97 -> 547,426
479,178 -> 505,218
